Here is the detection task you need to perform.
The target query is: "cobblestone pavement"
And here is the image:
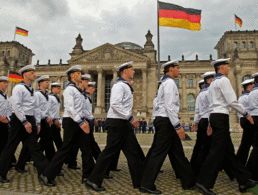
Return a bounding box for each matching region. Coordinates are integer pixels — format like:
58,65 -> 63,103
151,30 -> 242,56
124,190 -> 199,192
0,132 -> 256,195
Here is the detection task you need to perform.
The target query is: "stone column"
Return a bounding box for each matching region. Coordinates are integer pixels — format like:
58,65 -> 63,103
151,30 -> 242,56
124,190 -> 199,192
235,69 -> 242,98
141,68 -> 147,114
196,74 -> 201,94
94,69 -> 103,114
112,68 -> 117,83
181,73 -> 187,112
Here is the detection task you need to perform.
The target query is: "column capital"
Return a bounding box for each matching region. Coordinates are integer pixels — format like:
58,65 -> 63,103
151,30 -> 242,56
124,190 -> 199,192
112,68 -> 117,73
97,68 -> 103,73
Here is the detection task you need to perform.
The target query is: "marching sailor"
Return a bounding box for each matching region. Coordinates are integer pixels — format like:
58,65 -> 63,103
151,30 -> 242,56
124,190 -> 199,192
86,61 -> 143,192
0,65 -> 48,183
195,58 -> 257,195
236,79 -> 255,165
39,65 -> 90,186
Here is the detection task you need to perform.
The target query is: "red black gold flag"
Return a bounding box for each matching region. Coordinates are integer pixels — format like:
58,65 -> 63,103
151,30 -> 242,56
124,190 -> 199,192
158,1 -> 201,31
235,14 -> 242,27
15,27 -> 28,36
8,71 -> 23,82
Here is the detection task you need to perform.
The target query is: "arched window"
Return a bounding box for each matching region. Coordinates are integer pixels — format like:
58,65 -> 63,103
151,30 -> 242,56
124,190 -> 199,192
234,42 -> 238,48
187,94 -> 195,111
2,51 -> 4,56
242,42 -> 246,48
7,50 -> 10,56
188,79 -> 193,88
63,81 -> 68,89
250,41 -> 254,48
242,75 -> 251,82
175,79 -> 180,87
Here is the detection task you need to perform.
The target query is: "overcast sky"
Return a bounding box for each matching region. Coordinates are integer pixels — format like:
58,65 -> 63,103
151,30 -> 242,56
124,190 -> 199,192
1,0 -> 257,65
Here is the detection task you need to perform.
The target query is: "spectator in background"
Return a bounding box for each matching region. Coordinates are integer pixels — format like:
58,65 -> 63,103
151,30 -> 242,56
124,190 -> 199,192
148,119 -> 154,134
142,118 -> 147,133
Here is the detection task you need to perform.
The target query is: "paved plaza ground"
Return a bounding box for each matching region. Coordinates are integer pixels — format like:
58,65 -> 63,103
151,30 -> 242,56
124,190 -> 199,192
0,132 -> 256,195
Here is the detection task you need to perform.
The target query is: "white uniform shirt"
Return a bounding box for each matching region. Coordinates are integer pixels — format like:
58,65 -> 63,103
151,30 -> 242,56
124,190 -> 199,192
35,89 -> 50,121
237,90 -> 250,118
107,77 -> 134,122
155,75 -> 181,130
83,92 -> 95,121
152,96 -> 158,120
194,84 -> 210,125
209,73 -> 247,117
11,81 -> 41,125
63,82 -> 85,125
0,91 -> 10,121
248,83 -> 258,116
49,93 -> 60,122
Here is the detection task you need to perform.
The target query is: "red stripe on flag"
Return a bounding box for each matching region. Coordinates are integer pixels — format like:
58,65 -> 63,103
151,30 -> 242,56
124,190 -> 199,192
159,9 -> 201,23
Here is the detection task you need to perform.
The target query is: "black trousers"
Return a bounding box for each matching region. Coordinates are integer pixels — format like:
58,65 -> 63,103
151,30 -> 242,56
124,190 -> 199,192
89,122 -> 101,161
140,117 -> 195,190
237,117 -> 256,165
0,114 -> 48,177
191,118 -> 211,173
51,123 -> 63,150
43,117 -> 95,180
38,120 -> 56,162
0,122 -> 16,165
197,113 -> 251,189
246,116 -> 258,181
87,118 -> 144,187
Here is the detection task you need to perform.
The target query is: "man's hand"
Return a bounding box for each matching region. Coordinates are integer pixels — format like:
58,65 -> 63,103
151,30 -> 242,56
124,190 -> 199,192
207,126 -> 212,136
131,118 -> 140,128
54,120 -> 61,128
191,125 -> 197,132
176,127 -> 185,140
46,117 -> 53,126
0,116 -> 8,123
24,122 -> 32,134
94,120 -> 99,127
37,126 -> 41,134
80,121 -> 90,134
247,114 -> 254,125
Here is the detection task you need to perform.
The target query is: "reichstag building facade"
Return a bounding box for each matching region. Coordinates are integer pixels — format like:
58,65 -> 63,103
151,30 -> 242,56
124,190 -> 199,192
1,30 -> 258,125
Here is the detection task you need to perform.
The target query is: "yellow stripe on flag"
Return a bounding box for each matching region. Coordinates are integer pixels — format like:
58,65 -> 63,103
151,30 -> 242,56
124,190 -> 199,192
159,17 -> 201,31
16,32 -> 28,36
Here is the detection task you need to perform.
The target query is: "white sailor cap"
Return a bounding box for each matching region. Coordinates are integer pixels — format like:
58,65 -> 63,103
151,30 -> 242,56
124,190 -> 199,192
0,76 -> 8,81
201,71 -> 216,78
198,79 -> 204,84
252,72 -> 258,78
211,58 -> 230,66
50,82 -> 62,86
36,75 -> 50,83
65,65 -> 82,76
88,81 -> 96,86
18,65 -> 36,75
161,60 -> 179,69
116,61 -> 133,71
241,79 -> 254,86
81,74 -> 91,80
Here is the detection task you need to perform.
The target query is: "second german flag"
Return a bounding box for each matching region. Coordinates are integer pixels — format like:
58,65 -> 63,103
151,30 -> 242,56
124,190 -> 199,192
159,1 -> 201,31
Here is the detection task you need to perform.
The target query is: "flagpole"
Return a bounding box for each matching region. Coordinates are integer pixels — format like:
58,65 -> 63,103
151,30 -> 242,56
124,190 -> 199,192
157,0 -> 161,81
14,26 -> 16,41
234,14 -> 236,31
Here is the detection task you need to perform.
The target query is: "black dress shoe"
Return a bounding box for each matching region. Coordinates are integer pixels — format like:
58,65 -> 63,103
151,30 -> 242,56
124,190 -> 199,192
38,174 -> 56,187
57,170 -> 64,176
239,179 -> 258,193
159,170 -> 164,173
85,180 -> 105,191
111,168 -> 121,172
0,176 -> 10,183
82,178 -> 87,184
9,163 -> 16,168
15,168 -> 28,173
133,185 -> 140,189
139,187 -> 162,194
68,165 -> 81,170
104,175 -> 113,179
196,183 -> 216,195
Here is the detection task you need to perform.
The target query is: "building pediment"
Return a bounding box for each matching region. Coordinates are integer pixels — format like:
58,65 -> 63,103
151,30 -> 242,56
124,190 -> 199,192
68,43 -> 149,64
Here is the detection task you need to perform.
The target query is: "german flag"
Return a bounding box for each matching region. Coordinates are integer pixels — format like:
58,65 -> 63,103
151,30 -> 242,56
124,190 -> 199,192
235,14 -> 242,27
158,1 -> 201,31
15,27 -> 28,36
8,71 -> 23,82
